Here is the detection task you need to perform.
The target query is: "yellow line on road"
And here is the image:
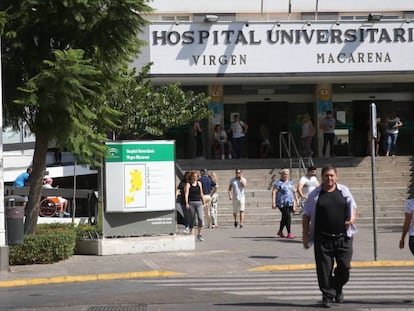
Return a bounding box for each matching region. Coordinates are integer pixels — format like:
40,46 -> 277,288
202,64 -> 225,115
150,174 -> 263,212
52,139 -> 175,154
248,260 -> 414,272
351,260 -> 414,268
248,263 -> 316,272
0,270 -> 183,288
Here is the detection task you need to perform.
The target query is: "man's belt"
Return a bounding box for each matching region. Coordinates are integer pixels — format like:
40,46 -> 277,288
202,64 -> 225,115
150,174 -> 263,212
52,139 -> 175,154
319,231 -> 346,238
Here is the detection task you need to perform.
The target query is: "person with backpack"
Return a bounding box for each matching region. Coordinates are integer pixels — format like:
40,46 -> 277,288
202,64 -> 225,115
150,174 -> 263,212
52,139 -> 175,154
198,168 -> 217,229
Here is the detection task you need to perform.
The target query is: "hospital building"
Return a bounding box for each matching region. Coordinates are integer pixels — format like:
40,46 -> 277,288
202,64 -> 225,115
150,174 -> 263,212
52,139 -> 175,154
132,0 -> 414,159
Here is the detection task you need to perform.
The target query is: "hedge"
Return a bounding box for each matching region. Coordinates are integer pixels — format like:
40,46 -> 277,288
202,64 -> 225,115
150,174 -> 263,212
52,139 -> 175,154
9,223 -> 77,265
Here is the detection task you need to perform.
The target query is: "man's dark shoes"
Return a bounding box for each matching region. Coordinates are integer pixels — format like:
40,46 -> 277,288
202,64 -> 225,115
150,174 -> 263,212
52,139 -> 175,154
234,221 -> 238,228
335,290 -> 344,303
321,296 -> 332,308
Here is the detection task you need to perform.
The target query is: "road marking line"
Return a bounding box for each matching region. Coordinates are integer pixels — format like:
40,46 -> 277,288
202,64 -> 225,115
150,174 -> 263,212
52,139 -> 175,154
0,270 -> 183,288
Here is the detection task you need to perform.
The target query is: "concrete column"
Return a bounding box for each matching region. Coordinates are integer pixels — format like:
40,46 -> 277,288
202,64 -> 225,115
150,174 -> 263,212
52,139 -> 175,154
0,246 -> 9,272
208,85 -> 224,159
315,84 -> 333,158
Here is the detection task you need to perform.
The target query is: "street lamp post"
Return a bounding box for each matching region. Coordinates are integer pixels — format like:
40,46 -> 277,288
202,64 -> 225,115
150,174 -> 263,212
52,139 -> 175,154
0,39 -> 9,272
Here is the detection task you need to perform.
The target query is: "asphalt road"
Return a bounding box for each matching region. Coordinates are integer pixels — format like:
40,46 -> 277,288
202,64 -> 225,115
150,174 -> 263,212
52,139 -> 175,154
1,224 -> 414,310
1,267 -> 414,311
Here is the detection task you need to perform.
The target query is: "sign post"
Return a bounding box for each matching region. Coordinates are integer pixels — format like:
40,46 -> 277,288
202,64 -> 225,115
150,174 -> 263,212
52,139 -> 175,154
103,140 -> 176,237
370,103 -> 378,261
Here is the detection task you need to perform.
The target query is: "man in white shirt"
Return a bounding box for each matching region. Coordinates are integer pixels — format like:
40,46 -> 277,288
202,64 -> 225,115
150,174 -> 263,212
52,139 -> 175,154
320,110 -> 336,158
228,169 -> 247,228
229,114 -> 248,158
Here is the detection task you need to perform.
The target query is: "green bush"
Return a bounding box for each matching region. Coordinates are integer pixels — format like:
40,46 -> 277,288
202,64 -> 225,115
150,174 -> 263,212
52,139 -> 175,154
9,223 -> 77,265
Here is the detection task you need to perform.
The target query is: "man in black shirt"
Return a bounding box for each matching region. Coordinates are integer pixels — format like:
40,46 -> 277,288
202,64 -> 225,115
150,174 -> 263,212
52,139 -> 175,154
302,164 -> 357,308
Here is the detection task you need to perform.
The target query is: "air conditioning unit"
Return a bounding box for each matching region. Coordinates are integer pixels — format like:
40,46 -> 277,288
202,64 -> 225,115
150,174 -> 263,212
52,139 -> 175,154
205,15 -> 219,23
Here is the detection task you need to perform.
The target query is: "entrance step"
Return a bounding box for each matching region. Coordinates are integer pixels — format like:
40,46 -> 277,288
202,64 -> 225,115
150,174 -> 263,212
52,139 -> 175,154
177,156 -> 413,227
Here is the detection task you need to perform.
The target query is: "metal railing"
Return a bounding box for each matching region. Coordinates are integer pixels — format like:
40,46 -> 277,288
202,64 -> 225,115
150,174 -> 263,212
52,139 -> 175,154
278,131 -> 314,176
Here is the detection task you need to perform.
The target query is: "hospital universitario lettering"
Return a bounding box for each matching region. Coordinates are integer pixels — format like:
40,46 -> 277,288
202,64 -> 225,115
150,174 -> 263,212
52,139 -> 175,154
152,27 -> 414,65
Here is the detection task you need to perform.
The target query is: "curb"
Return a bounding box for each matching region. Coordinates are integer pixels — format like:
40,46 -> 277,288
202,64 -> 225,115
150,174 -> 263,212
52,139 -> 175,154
0,270 -> 183,288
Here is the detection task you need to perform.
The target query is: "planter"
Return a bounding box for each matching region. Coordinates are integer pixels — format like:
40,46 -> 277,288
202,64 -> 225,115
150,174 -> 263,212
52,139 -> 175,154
75,234 -> 195,256
75,238 -> 101,255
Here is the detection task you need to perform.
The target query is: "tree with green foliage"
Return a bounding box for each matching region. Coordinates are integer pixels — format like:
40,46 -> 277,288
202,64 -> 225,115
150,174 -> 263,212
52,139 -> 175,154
1,1 -> 211,235
109,65 -> 211,140
1,0 -> 153,234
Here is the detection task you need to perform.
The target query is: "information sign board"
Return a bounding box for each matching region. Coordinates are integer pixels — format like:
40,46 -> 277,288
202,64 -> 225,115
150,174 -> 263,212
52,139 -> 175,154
105,140 -> 175,212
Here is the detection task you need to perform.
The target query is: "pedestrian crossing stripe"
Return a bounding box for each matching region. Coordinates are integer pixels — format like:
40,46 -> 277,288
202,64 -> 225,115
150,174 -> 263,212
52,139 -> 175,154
249,260 -> 414,271
140,268 -> 414,302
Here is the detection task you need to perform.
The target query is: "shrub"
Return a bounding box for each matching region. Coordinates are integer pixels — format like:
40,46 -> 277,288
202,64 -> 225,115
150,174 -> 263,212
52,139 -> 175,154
9,223 -> 77,265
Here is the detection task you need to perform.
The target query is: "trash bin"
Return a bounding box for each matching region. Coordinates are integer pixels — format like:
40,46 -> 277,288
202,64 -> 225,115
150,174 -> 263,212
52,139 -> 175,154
5,195 -> 26,245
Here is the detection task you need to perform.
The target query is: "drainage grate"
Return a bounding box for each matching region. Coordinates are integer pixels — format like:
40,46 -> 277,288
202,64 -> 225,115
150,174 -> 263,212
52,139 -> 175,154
88,305 -> 147,311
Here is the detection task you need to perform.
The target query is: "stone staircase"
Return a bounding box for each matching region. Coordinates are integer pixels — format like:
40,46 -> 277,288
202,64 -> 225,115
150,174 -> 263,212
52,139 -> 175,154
176,156 -> 414,227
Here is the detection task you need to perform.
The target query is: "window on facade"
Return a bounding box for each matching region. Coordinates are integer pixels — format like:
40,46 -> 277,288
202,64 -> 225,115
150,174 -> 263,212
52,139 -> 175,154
404,11 -> 414,19
381,15 -> 400,20
340,14 -> 401,21
341,16 -> 355,21
161,16 -> 174,21
301,12 -> 338,21
161,15 -> 190,22
3,125 -> 35,144
176,16 -> 190,21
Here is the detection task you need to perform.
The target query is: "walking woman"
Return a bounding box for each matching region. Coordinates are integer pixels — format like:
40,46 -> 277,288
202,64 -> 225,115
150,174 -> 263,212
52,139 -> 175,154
184,170 -> 206,241
272,169 -> 298,239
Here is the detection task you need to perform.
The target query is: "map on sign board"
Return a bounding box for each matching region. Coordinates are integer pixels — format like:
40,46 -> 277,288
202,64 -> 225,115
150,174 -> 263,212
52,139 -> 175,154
124,164 -> 146,208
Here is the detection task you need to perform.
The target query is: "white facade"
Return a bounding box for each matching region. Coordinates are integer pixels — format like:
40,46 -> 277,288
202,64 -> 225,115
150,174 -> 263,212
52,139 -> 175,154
138,21 -> 414,79
134,0 -> 414,85
132,1 -> 414,160
149,0 -> 412,15
5,1 -> 414,162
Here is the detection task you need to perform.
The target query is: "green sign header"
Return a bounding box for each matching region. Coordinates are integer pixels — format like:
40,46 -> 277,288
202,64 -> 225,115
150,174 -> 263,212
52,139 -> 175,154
106,142 -> 175,162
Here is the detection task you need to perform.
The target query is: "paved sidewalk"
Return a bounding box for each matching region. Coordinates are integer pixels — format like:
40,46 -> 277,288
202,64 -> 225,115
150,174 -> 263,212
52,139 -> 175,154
1,224 -> 413,288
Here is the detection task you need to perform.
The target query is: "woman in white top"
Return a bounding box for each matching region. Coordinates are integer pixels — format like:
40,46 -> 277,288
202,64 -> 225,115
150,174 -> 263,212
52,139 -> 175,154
213,124 -> 232,159
297,166 -> 319,214
301,114 -> 315,157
